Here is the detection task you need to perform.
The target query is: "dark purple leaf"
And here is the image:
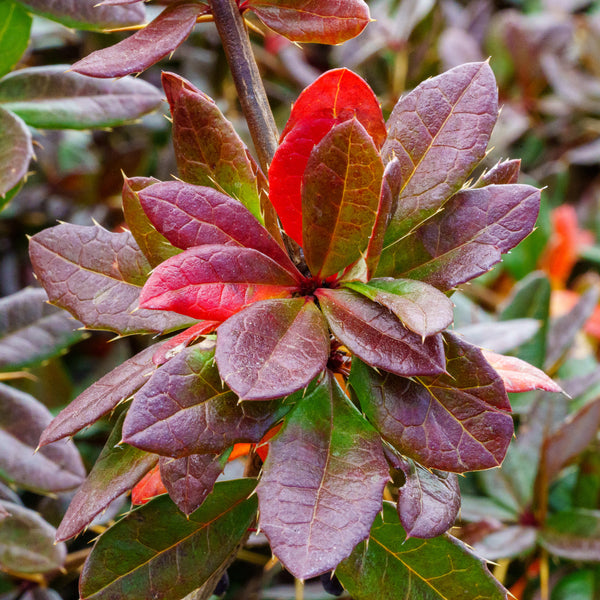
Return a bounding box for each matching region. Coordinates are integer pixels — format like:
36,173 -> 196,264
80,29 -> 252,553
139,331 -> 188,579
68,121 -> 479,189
56,414 -> 157,542
39,343 -> 159,447
137,181 -> 297,275
72,3 -> 208,78
122,343 -> 286,457
349,333 -> 513,473
380,184 -> 540,289
162,72 -> 262,220
159,451 -> 228,516
139,245 -> 301,322
302,119 -> 384,279
0,384 -> 85,493
0,106 -> 32,196
216,297 -> 330,401
382,61 -> 498,242
29,223 -> 193,335
256,372 -> 389,580
316,287 -> 445,377
474,159 -> 521,187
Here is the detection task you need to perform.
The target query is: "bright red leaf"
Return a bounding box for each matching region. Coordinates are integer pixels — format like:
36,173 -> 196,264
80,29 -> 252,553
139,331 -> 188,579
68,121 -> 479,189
131,465 -> 167,505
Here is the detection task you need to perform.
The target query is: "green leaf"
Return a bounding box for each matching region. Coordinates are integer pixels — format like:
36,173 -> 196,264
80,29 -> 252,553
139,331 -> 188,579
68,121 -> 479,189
0,66 -> 162,129
0,105 -> 32,196
540,509 -> 600,561
551,569 -> 597,600
0,0 -> 32,78
336,502 -> 507,599
79,479 -> 258,600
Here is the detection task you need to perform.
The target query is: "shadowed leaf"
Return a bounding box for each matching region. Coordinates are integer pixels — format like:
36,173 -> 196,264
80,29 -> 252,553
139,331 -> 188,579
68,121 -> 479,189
72,3 -> 208,78
349,333 -> 513,472
0,66 -> 162,129
473,526 -> 537,561
131,464 -> 166,506
0,1 -> 31,79
0,106 -> 32,197
540,509 -> 600,561
257,373 -> 388,580
336,502 -> 508,599
0,384 -> 85,493
316,288 -> 445,377
79,479 -> 257,600
382,61 -> 498,243
29,223 -> 193,335
56,413 -> 157,542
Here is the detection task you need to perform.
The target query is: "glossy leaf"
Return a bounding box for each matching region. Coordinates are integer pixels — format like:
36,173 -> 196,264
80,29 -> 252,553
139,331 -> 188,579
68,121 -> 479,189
122,176 -> 180,268
159,451 -> 229,516
246,0 -> 370,44
474,158 -> 521,187
349,333 -> 513,472
29,223 -> 192,335
0,501 -> 66,574
56,413 -> 157,542
79,479 -> 257,600
0,287 -> 84,371
316,288 -> 445,377
73,3 -> 207,78
0,384 -> 85,493
0,0 -> 32,79
140,244 -> 301,321
137,180 -> 297,274
152,321 -> 219,366
39,343 -> 158,447
0,66 -> 162,129
336,502 -> 508,600
343,278 -> 453,337
540,509 -> 600,561
257,373 -> 389,580
0,106 -> 32,197
396,458 -> 460,539
216,297 -> 330,400
382,61 -> 498,242
16,0 -> 144,29
379,184 -> 541,288
122,343 -> 286,456
302,119 -> 384,278
162,72 -> 262,220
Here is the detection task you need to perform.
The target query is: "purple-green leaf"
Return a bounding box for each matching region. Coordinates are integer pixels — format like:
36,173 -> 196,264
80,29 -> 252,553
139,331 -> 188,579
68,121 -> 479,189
316,287 -> 445,377
79,479 -> 257,600
0,384 -> 85,493
343,278 -> 453,337
0,106 -> 32,197
302,119 -> 384,279
72,3 -> 207,78
382,61 -> 498,243
474,159 -> 521,187
215,298 -> 330,400
0,66 -> 162,129
162,72 -> 262,220
29,223 -> 193,335
336,502 -> 508,600
245,0 -> 370,44
122,343 -> 286,456
56,413 -> 157,542
257,372 -> 389,580
349,333 -> 513,473
540,509 -> 600,561
159,451 -> 229,516
379,184 -> 541,288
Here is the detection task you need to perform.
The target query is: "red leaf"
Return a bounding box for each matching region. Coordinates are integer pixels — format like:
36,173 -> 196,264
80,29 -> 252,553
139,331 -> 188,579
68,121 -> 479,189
482,350 -> 563,394
131,465 -> 167,505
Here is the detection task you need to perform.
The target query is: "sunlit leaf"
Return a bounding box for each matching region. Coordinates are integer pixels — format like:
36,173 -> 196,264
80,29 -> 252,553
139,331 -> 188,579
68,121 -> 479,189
131,464 -> 166,506
0,106 -> 32,197
0,0 -> 32,79
474,158 -> 520,187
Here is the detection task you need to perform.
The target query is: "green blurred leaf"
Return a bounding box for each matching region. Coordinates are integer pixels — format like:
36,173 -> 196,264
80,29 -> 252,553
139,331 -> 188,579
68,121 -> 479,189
551,569 -> 597,600
0,0 -> 32,78
540,509 -> 600,561
0,105 -> 32,197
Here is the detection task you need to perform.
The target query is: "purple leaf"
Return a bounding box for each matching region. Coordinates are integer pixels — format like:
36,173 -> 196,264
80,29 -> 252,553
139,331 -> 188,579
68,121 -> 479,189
256,372 -> 389,580
315,287 -> 445,377
39,343 -> 159,447
349,333 -> 513,473
474,159 -> 521,187
56,414 -> 157,542
139,245 -> 302,322
380,184 -> 541,289
0,384 -> 85,493
302,119 -> 384,279
122,343 -> 285,456
215,297 -> 330,400
29,223 -> 193,335
473,526 -> 537,561
137,181 -> 297,275
0,106 -> 32,197
159,452 -> 228,516
162,72 -> 262,220
72,3 -> 208,78
382,61 -> 498,242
